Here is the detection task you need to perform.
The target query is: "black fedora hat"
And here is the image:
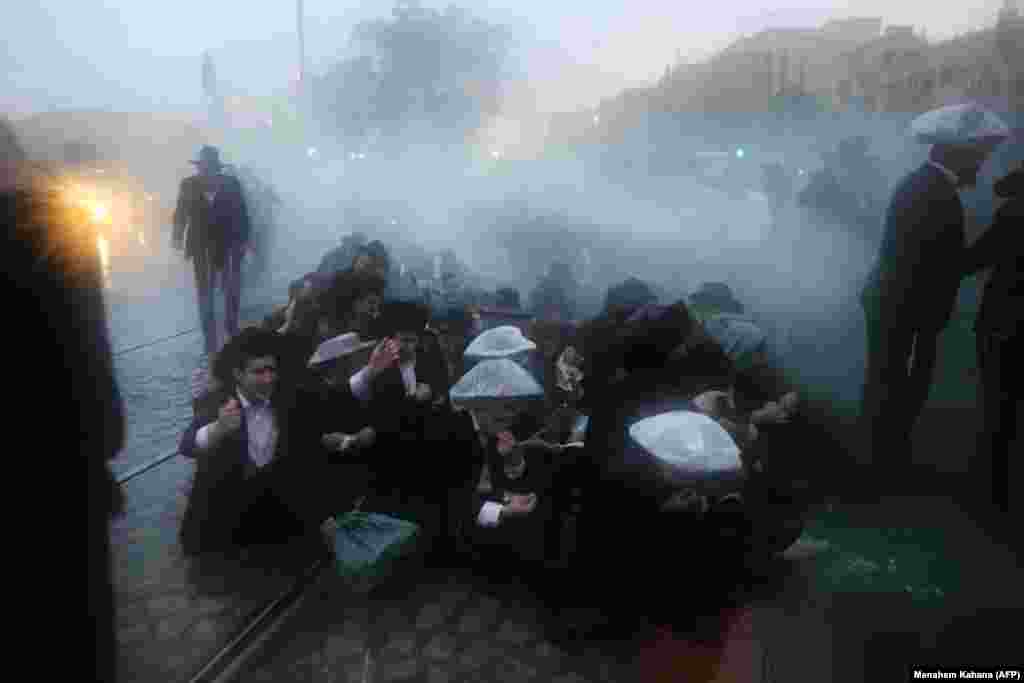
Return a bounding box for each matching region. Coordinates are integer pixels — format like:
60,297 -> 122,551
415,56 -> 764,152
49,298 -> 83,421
375,299 -> 429,338
191,145 -> 224,169
689,282 -> 744,315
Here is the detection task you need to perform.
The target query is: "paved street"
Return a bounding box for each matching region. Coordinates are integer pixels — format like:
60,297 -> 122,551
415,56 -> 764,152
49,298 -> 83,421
112,453 -> 1023,683
112,455 -> 323,683
236,566 -> 766,683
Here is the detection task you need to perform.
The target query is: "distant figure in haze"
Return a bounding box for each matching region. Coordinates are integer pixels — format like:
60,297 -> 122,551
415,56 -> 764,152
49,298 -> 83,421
3,119 -> 126,683
173,146 -> 252,358
234,165 -> 281,286
859,104 -> 1009,494
799,136 -> 887,246
530,262 -> 578,323
761,161 -> 794,228
962,161 -> 1023,516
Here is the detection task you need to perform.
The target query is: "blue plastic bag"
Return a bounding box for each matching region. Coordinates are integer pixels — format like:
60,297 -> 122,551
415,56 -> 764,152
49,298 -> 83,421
332,512 -> 420,593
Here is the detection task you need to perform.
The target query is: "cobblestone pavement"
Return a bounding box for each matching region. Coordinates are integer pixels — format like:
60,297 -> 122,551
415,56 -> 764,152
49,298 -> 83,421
233,494 -> 1024,683
112,455 -> 322,683
235,564 -> 767,683
110,430 -> 1022,683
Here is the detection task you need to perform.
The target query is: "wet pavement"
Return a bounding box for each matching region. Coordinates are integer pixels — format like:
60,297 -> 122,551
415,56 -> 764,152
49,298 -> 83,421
235,566 -> 766,683
112,455 -> 323,683
226,493 -> 1021,683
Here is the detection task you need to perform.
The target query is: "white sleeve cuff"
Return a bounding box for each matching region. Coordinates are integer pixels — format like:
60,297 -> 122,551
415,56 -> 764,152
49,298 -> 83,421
349,367 -> 373,402
477,502 -> 503,528
195,423 -> 215,451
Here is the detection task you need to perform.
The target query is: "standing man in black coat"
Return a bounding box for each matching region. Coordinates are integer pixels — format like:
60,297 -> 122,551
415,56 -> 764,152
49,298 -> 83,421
172,146 -> 252,358
963,162 -> 1023,516
859,104 -> 1010,492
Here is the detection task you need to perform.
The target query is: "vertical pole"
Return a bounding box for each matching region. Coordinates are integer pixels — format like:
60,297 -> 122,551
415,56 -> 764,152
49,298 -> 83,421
297,0 -> 306,92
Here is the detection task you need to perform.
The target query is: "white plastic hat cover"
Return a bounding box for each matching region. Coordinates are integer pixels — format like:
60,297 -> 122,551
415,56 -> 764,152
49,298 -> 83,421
464,325 -> 537,359
628,410 -> 743,488
702,314 -> 768,372
449,358 -> 544,406
910,103 -> 1010,146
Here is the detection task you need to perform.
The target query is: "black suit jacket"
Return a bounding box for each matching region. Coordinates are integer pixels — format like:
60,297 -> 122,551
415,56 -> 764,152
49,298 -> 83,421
178,383 -> 350,553
862,163 -> 966,332
964,192 -> 1024,337
172,173 -> 251,270
467,439 -> 567,560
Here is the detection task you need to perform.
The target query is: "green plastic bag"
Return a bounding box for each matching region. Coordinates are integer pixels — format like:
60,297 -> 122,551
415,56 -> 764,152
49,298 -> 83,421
332,512 -> 420,593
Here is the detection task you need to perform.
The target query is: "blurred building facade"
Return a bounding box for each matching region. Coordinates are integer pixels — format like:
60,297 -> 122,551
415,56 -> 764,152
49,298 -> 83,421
549,8 -> 1020,151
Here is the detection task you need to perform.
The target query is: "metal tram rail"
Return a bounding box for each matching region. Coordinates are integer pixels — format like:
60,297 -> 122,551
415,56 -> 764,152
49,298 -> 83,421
112,295 -> 327,683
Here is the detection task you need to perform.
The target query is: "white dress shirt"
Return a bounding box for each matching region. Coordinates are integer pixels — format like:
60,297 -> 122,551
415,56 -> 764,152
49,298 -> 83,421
347,362 -> 416,401
349,366 -> 374,402
194,390 -> 279,470
399,362 -> 417,396
478,502 -> 504,527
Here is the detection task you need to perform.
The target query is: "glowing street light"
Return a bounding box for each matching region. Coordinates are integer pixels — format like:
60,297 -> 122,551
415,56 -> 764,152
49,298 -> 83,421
90,202 -> 111,224
307,147 -> 319,160
736,148 -> 746,159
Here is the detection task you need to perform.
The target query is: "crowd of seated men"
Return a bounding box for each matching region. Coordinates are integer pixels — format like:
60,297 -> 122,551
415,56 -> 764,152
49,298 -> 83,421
181,239 -> 810,637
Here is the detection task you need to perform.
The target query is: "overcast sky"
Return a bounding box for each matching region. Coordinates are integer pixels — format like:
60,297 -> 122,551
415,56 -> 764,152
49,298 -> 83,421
2,0 -> 1005,117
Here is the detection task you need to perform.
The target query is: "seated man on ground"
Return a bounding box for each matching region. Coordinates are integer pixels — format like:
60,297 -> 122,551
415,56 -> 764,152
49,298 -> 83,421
464,405 -> 583,571
264,274 -> 321,333
323,268 -> 386,340
576,303 -> 806,606
687,281 -> 793,403
307,331 -> 394,463
178,328 -> 366,555
356,300 -> 460,557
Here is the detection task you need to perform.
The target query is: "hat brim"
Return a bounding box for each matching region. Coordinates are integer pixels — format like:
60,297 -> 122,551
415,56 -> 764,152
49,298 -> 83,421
917,134 -> 1009,147
449,395 -> 543,410
308,339 -> 377,367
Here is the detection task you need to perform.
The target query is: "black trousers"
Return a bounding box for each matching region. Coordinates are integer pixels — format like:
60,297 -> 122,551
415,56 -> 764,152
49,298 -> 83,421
976,331 -> 1022,513
183,457 -> 358,553
860,313 -> 940,475
191,244 -> 243,355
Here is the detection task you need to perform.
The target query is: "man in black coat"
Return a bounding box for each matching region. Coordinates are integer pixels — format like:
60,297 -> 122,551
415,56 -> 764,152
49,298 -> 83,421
172,146 -> 252,357
178,328 -> 398,554
467,435 -> 580,578
358,300 -> 460,556
859,110 -> 1008,493
963,162 -> 1023,515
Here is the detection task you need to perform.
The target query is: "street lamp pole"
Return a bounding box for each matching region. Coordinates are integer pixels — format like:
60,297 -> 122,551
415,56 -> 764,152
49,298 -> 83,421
297,0 -> 306,93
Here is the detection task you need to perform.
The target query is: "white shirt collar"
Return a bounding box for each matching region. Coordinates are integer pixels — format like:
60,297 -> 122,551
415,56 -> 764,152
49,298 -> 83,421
236,389 -> 270,410
927,160 -> 959,187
